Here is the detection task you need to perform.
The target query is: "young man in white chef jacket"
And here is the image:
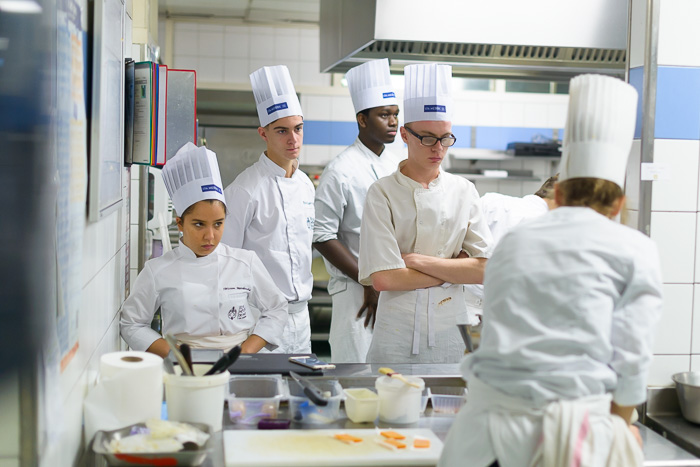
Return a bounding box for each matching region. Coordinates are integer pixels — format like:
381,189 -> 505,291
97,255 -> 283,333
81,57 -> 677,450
358,63 -> 492,364
313,59 -> 402,363
221,65 -> 315,354
120,143 -> 288,357
439,75 -> 664,467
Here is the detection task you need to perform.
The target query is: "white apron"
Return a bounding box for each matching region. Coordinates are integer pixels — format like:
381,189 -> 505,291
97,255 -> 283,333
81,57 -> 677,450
329,280 -> 373,363
366,283 -> 466,364
439,377 -> 643,467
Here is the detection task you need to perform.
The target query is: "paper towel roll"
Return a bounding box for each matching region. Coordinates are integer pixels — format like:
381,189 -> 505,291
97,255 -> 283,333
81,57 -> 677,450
84,351 -> 164,442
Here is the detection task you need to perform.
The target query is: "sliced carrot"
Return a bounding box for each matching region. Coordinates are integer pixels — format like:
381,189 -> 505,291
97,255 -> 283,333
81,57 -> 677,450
413,438 -> 431,449
383,438 -> 406,449
334,433 -> 363,443
380,431 -> 406,440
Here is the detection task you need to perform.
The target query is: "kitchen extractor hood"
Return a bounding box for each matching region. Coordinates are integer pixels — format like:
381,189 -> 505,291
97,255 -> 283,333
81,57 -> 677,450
320,0 -> 628,81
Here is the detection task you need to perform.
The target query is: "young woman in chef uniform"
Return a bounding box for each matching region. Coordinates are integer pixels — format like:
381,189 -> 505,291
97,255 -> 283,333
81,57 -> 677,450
439,75 -> 663,467
120,143 -> 288,358
358,63 -> 492,364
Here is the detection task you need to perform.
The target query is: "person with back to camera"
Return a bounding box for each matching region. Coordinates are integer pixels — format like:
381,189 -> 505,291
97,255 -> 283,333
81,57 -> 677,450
439,74 -> 663,467
358,63 -> 492,364
120,143 -> 288,358
221,65 -> 315,354
313,59 -> 402,363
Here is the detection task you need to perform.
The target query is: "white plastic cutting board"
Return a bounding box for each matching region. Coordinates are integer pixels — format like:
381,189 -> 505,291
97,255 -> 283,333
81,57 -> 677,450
223,428 -> 443,466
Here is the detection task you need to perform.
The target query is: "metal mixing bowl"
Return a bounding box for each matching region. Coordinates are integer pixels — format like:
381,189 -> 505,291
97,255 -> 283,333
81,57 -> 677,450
672,372 -> 700,424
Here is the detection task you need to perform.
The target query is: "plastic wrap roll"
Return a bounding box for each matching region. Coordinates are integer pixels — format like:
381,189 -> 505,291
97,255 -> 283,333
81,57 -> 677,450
84,351 -> 163,442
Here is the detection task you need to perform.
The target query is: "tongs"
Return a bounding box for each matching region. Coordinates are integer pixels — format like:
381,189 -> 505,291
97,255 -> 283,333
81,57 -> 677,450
289,371 -> 329,406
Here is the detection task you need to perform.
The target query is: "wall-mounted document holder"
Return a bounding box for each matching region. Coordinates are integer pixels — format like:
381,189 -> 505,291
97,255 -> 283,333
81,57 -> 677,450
124,62 -> 196,167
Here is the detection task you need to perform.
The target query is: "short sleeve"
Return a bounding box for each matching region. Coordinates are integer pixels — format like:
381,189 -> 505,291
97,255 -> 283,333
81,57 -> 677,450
358,182 -> 405,285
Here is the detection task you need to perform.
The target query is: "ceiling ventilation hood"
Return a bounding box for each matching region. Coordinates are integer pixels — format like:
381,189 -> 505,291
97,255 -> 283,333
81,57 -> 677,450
320,0 -> 628,81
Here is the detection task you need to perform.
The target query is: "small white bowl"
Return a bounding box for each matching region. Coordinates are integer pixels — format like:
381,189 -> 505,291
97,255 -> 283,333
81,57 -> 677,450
343,388 -> 380,423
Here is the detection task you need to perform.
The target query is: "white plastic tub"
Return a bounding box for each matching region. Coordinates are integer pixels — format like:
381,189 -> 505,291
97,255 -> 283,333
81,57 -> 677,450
375,375 -> 425,424
343,388 -> 380,423
164,364 -> 230,431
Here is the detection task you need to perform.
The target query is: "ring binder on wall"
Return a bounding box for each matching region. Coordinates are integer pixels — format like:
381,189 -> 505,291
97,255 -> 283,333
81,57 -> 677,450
126,63 -> 196,167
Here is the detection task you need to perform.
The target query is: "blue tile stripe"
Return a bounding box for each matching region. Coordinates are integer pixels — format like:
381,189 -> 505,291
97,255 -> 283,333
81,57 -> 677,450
630,65 -> 700,140
304,121 -> 561,150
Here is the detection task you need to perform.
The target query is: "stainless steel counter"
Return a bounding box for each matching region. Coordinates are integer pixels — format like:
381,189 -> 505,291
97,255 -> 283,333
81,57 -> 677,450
200,364 -> 700,467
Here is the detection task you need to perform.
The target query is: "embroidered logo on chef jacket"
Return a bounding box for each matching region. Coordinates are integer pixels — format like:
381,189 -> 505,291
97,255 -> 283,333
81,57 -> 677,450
424,105 -> 446,113
383,92 -> 396,99
266,102 -> 288,115
201,184 -> 222,194
228,304 -> 247,320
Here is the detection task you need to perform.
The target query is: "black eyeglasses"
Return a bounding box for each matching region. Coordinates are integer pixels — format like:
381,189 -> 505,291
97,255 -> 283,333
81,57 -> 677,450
404,126 -> 457,147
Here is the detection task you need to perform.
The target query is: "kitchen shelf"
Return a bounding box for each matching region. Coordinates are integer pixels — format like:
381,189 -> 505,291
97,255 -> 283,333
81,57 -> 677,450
448,147 -> 561,161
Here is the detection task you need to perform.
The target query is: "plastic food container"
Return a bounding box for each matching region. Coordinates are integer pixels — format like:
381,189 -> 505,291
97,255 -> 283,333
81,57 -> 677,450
288,379 -> 343,424
343,388 -> 380,423
165,364 -> 230,431
429,386 -> 468,414
375,375 -> 425,424
420,387 -> 430,414
227,375 -> 286,425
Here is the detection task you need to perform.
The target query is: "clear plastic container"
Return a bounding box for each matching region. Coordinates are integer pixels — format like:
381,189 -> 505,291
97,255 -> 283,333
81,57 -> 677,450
227,375 -> 286,424
420,387 -> 431,414
375,375 -> 425,424
429,386 -> 468,414
343,388 -> 380,423
288,379 -> 343,424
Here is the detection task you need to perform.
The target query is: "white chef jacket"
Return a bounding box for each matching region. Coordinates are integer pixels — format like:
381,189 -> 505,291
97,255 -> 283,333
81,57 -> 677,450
468,206 -> 663,407
480,192 -> 548,245
463,193 -> 549,317
314,138 -> 401,293
439,206 -> 662,466
314,139 -> 401,363
119,242 -> 288,352
221,152 -> 315,304
359,162 -> 491,284
358,162 -> 492,363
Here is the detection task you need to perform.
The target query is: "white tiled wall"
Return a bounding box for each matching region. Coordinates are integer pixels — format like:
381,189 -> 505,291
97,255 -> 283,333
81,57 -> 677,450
631,0 -> 700,387
173,22 -> 329,88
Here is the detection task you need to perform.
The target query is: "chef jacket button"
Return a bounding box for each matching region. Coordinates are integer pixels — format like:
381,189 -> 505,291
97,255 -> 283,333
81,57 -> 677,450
438,250 -> 442,255
419,221 -> 423,225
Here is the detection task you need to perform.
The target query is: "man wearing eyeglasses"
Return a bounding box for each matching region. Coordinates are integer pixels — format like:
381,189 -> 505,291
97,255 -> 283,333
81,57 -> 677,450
358,63 -> 492,364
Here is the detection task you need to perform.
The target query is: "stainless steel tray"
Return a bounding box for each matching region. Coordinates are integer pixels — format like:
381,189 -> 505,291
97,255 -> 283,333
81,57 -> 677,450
92,422 -> 212,466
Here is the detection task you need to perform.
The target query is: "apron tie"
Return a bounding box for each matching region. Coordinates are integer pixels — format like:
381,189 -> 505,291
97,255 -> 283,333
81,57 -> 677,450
412,289 -> 437,355
412,290 -> 423,354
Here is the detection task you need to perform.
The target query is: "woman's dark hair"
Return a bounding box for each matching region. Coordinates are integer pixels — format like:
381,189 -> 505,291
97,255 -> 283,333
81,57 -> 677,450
178,199 -> 227,220
557,178 -> 624,218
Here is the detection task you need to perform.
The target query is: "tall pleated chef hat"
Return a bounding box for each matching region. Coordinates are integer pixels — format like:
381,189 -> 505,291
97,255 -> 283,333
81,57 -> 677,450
560,74 -> 638,188
346,59 -> 398,114
403,63 -> 453,124
161,142 -> 226,216
250,65 -> 303,127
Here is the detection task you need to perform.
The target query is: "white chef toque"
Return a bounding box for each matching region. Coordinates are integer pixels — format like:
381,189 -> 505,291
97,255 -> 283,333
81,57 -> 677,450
161,142 -> 226,216
250,65 -> 303,127
346,59 -> 398,114
559,74 -> 638,188
403,63 -> 453,124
